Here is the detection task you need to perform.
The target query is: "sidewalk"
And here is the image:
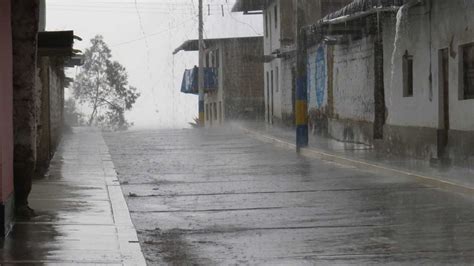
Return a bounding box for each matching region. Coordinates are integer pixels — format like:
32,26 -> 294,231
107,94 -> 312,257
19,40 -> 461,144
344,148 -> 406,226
237,121 -> 474,193
0,127 -> 146,265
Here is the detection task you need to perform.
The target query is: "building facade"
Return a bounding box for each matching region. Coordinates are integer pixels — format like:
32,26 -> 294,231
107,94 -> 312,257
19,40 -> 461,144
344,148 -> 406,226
175,37 -> 264,127
381,0 -> 474,160
233,0 -> 351,126
0,0 -> 77,235
306,0 -> 474,160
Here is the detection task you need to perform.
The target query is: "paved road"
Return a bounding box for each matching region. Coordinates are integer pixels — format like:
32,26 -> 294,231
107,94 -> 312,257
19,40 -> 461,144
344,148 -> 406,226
104,127 -> 474,265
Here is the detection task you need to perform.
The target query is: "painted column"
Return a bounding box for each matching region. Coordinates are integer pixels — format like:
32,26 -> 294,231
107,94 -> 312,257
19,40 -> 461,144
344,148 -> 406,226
295,0 -> 308,148
0,0 -> 15,235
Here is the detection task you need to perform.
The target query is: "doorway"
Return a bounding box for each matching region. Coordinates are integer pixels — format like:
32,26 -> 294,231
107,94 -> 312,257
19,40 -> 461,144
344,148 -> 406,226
438,48 -> 450,157
270,70 -> 274,124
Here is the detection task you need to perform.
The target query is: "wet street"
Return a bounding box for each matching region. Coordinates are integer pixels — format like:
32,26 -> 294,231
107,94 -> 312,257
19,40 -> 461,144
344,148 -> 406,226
104,127 -> 474,265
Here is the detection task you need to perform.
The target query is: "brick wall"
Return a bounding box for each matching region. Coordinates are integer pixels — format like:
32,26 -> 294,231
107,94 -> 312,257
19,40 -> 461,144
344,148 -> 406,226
222,38 -> 265,120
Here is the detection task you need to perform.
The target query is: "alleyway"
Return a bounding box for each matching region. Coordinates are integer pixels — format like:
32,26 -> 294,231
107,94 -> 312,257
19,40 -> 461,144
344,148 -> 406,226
105,127 -> 474,265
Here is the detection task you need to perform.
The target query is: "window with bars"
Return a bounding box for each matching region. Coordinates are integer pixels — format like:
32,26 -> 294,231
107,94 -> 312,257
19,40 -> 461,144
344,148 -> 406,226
461,43 -> 474,100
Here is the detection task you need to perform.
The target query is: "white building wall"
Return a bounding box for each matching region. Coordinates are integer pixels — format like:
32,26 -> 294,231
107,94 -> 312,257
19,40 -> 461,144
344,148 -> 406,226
382,4 -> 437,129
383,0 -> 474,131
280,58 -> 295,117
430,0 -> 474,131
263,0 -> 283,122
333,37 -> 375,122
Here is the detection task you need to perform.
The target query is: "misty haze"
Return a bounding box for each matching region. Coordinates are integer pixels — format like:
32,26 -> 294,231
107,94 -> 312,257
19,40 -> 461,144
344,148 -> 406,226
0,0 -> 474,265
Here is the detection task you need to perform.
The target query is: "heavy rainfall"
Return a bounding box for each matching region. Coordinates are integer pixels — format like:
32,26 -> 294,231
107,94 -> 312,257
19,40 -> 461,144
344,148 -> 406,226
0,0 -> 474,265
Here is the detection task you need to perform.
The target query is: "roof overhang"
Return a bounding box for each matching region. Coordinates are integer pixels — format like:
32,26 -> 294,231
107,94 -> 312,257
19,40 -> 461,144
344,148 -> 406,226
38,30 -> 81,57
305,0 -> 424,45
173,37 -> 262,55
231,0 -> 265,13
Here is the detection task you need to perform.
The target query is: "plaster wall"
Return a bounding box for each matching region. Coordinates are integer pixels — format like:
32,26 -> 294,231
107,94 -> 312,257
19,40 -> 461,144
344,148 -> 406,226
333,37 -> 375,122
430,0 -> 474,131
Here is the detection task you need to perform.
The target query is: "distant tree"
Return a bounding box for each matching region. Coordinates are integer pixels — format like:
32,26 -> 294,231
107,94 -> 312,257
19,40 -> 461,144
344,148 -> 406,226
72,35 -> 140,131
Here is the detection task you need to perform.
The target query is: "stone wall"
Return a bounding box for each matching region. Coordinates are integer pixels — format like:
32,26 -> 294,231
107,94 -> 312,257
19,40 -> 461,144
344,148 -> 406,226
11,0 -> 40,205
222,38 -> 264,120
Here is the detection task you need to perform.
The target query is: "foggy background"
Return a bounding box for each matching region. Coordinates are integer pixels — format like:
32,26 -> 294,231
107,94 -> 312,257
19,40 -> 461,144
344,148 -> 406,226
46,0 -> 262,129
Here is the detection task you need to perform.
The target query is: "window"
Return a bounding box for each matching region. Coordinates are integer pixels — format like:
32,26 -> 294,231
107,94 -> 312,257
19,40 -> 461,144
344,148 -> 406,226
461,43 -> 474,99
215,49 -> 220,68
211,51 -> 215,67
213,103 -> 217,120
206,52 -> 210,67
403,51 -> 413,97
275,67 -> 279,92
274,5 -> 278,29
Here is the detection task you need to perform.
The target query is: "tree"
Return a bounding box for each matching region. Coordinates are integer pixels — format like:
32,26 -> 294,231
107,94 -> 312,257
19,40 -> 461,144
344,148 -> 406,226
73,35 -> 140,131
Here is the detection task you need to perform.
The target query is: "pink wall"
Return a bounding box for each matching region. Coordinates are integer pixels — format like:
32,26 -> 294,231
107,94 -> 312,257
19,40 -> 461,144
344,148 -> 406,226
0,0 -> 14,202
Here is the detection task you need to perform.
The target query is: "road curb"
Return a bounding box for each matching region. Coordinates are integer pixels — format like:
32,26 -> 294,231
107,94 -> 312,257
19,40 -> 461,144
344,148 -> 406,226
240,126 -> 474,195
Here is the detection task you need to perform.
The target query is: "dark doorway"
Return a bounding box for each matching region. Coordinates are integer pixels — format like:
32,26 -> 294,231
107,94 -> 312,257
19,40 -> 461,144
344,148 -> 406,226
438,48 -> 450,157
291,66 -> 296,126
270,70 -> 274,124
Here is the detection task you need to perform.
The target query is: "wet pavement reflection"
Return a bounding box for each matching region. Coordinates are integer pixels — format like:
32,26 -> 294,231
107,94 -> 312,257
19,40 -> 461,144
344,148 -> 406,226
105,127 -> 474,265
0,128 -> 145,265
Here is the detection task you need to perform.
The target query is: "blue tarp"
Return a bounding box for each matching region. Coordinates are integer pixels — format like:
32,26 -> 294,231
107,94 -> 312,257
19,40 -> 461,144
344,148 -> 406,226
180,66 -> 218,94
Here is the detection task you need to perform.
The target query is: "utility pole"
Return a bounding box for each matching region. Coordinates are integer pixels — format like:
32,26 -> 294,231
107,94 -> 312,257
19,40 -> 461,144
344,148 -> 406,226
198,0 -> 205,126
295,0 -> 308,149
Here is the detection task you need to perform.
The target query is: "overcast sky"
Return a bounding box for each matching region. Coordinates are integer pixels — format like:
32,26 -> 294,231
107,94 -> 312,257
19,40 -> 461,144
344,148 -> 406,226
46,0 -> 262,129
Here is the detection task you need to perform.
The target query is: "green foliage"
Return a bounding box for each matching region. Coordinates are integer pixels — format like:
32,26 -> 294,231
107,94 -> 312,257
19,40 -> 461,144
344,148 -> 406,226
73,35 -> 140,131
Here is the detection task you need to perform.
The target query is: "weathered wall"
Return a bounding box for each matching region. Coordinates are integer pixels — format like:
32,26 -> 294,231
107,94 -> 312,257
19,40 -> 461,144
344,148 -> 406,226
11,0 -> 40,206
36,58 -> 64,168
381,0 -> 474,158
264,1 -> 281,56
263,0 -> 352,126
37,58 -> 50,168
0,0 -> 14,205
280,57 -> 296,124
222,38 -> 264,120
333,37 -> 375,122
430,0 -> 474,132
382,5 -> 435,129
49,61 -> 64,151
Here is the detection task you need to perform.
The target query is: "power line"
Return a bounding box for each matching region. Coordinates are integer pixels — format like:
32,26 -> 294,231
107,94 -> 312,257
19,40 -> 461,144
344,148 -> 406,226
111,16 -> 196,47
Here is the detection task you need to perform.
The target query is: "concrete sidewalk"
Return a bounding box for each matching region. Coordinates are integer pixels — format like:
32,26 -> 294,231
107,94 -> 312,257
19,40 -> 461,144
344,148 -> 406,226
0,127 -> 146,265
237,122 -> 474,193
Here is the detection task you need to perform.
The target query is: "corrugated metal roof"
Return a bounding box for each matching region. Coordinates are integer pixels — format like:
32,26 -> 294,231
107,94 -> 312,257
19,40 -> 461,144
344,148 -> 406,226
323,0 -> 404,22
173,37 -> 262,54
